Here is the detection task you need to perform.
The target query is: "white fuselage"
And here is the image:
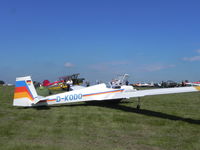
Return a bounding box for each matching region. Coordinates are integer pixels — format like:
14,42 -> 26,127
34,84 -> 136,106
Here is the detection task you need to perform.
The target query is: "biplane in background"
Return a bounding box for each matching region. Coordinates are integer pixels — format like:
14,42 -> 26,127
41,73 -> 85,91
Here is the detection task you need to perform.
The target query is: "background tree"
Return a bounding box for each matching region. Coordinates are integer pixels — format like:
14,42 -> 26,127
0,80 -> 5,85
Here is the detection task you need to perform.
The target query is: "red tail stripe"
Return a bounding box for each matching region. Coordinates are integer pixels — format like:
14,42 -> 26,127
14,86 -> 33,99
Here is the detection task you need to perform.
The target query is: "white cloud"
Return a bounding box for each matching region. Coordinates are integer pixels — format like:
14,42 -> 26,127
182,56 -> 200,62
88,61 -> 133,77
182,49 -> 200,62
89,63 -> 107,71
107,61 -> 130,65
89,61 -> 130,71
64,62 -> 75,68
197,49 -> 200,54
142,64 -> 176,72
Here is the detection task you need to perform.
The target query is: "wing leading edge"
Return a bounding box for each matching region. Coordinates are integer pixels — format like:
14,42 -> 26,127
125,86 -> 200,98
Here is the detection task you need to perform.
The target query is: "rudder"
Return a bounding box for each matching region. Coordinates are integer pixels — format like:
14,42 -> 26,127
13,76 -> 39,106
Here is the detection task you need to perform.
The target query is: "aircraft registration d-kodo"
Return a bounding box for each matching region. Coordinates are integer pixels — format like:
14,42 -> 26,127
13,75 -> 200,108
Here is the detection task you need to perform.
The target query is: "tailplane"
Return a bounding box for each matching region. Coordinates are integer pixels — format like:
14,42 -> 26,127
13,76 -> 39,106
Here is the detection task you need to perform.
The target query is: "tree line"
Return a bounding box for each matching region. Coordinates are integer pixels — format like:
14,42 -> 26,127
0,80 -> 5,85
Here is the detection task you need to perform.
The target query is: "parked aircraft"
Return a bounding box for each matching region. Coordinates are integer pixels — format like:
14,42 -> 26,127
42,73 -> 85,91
13,76 -> 200,109
133,82 -> 154,87
185,81 -> 200,86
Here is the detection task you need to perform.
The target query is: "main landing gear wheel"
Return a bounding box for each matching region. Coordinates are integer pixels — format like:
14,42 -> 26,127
136,104 -> 140,110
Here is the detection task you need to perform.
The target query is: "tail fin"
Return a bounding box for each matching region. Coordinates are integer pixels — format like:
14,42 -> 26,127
13,76 -> 39,106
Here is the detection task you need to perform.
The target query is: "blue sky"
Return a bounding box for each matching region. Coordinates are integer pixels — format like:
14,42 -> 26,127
1,0 -> 200,83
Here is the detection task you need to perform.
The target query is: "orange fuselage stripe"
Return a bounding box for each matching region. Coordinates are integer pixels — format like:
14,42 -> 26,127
83,90 -> 123,97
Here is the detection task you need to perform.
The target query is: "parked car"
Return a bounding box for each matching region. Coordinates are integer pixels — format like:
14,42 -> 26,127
161,80 -> 178,88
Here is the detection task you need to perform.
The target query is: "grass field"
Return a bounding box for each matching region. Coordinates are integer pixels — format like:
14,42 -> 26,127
0,86 -> 200,150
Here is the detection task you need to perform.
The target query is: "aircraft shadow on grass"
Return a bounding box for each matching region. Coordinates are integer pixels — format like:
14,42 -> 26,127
33,100 -> 200,125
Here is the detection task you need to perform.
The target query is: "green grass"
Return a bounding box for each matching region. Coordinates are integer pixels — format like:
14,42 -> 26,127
0,85 -> 200,150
